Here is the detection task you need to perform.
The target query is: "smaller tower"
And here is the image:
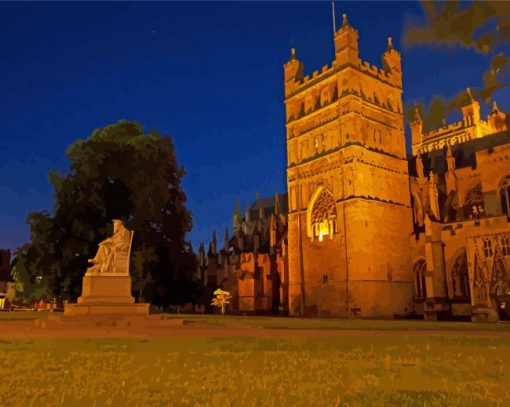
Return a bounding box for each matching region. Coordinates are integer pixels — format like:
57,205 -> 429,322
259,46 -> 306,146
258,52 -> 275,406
445,144 -> 457,195
223,227 -> 230,252
269,214 -> 278,254
283,48 -> 304,97
245,202 -> 251,223
211,230 -> 217,255
410,106 -> 424,155
233,199 -> 242,235
461,87 -> 481,128
428,171 -> 440,220
334,14 -> 360,67
274,193 -> 280,216
198,243 -> 205,267
381,36 -> 402,87
488,100 -> 508,132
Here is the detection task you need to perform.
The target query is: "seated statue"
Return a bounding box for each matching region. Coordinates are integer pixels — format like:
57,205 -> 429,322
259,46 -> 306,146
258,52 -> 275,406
87,220 -> 133,275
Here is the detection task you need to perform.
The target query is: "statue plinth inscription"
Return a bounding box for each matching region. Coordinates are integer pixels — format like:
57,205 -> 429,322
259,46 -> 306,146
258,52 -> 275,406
65,220 -> 149,315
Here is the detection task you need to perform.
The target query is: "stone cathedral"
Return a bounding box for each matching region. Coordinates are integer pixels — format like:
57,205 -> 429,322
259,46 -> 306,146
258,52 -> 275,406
285,14 -> 413,318
200,14 -> 510,321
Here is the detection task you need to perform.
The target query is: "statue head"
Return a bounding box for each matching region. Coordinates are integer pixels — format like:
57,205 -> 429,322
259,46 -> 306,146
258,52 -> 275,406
112,219 -> 125,234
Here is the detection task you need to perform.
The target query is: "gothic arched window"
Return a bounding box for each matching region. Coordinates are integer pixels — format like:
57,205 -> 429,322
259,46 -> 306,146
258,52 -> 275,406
308,188 -> 337,242
451,252 -> 470,299
499,176 -> 510,216
413,260 -> 427,298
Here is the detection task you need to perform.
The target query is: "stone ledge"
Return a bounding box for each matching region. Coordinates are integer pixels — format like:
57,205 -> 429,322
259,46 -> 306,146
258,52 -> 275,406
64,302 -> 149,316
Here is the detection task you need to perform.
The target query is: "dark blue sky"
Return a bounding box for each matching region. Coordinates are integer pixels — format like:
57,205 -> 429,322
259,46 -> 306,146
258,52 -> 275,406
1,1 -> 509,252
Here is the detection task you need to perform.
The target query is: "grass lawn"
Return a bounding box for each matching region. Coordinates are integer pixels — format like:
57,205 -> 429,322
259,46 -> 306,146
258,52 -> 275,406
163,313 -> 510,332
0,311 -> 50,320
0,332 -> 509,406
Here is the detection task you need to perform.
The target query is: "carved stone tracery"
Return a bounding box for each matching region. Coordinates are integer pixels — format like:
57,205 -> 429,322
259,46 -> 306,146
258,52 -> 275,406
308,188 -> 337,241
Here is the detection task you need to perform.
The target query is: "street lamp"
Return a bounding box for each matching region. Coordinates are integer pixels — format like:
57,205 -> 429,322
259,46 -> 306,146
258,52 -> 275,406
36,275 -> 42,285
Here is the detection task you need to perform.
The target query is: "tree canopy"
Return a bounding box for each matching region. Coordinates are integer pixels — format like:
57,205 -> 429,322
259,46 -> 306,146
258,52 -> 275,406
404,1 -> 510,131
12,120 -> 196,307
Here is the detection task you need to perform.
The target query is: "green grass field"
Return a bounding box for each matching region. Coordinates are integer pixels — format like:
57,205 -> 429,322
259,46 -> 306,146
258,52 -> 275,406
0,311 -> 50,320
163,313 -> 510,332
2,311 -> 509,332
0,314 -> 509,406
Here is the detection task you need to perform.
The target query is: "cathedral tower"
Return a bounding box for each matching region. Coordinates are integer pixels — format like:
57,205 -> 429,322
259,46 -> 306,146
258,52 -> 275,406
284,16 -> 414,317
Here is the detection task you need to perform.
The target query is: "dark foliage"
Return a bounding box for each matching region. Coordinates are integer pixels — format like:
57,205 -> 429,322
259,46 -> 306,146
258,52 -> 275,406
12,121 -> 197,306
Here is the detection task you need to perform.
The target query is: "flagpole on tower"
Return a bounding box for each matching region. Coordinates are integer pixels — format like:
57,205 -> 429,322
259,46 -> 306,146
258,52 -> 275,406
332,0 -> 336,36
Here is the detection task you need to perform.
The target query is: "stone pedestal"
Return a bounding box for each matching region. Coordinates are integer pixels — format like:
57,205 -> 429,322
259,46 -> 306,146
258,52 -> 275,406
78,274 -> 134,304
64,220 -> 149,316
65,273 -> 149,316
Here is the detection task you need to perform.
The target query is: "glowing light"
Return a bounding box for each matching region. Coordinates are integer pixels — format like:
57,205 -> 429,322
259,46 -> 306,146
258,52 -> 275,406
318,220 -> 329,241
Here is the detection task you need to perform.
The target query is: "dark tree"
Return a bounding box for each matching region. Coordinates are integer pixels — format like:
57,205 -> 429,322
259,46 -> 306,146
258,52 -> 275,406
12,121 -> 196,307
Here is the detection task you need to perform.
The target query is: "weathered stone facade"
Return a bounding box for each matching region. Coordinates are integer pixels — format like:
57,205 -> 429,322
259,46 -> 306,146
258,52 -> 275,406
197,195 -> 288,314
409,96 -> 509,321
285,15 -> 413,318
199,14 -> 510,321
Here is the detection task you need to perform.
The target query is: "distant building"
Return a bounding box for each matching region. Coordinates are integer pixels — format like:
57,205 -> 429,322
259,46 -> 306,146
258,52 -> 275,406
0,249 -> 14,308
197,194 -> 288,314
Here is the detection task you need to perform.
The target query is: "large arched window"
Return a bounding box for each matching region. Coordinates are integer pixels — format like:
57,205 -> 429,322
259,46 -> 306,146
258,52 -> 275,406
307,187 -> 337,242
500,176 -> 510,216
451,251 -> 470,299
413,259 -> 427,298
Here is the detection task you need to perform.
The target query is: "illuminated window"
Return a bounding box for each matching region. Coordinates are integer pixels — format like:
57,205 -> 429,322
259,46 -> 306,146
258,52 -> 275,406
309,189 -> 337,242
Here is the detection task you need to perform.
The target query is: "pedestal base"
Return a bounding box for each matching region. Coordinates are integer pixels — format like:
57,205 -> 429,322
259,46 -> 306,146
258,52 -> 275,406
64,302 -> 149,315
65,273 -> 149,316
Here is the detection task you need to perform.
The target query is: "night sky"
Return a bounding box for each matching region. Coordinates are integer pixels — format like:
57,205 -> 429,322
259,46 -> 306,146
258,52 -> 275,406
1,1 -> 509,253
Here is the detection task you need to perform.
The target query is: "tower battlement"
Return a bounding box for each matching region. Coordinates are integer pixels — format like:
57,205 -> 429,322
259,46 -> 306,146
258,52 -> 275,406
284,14 -> 413,319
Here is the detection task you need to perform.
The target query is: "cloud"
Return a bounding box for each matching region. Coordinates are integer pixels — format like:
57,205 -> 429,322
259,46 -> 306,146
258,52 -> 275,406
403,1 -> 510,131
403,1 -> 509,53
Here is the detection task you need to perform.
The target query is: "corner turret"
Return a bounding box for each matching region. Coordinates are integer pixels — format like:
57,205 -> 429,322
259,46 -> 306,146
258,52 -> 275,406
410,105 -> 423,155
460,87 -> 481,128
211,229 -> 217,255
233,198 -> 242,235
445,144 -> 457,195
382,36 -> 402,87
223,227 -> 230,252
284,48 -> 304,97
334,14 -> 360,67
